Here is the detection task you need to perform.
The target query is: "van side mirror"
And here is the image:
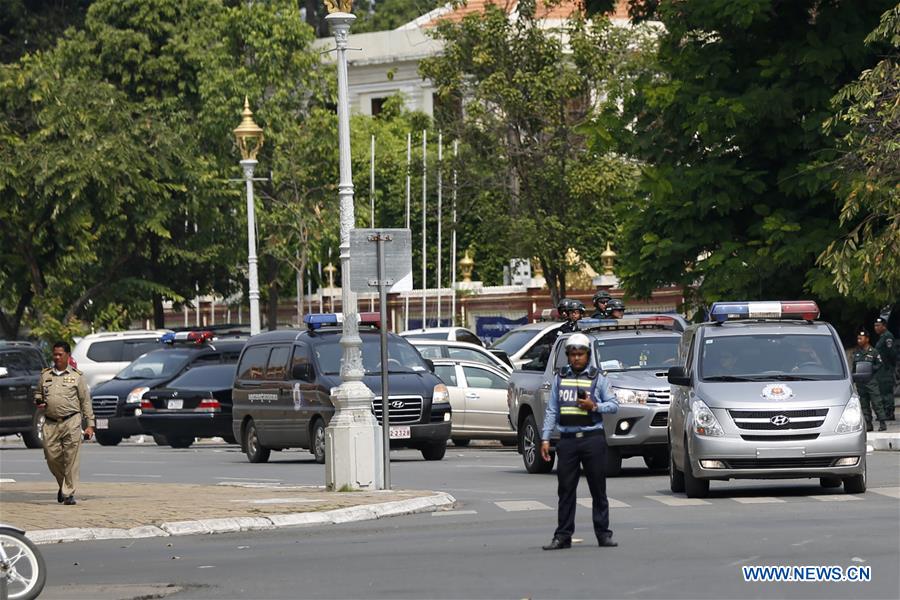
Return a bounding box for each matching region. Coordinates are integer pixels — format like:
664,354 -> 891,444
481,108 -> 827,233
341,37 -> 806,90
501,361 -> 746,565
0,366 -> 7,378
423,358 -> 435,373
667,366 -> 691,387
291,363 -> 314,382
852,361 -> 874,384
489,349 -> 513,368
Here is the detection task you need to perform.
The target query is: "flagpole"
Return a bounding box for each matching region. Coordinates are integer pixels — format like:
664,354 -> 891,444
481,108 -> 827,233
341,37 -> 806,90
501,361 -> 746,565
436,131 -> 443,327
451,140 -> 458,327
421,129 -> 427,329
404,132 -> 411,332
370,134 -> 376,313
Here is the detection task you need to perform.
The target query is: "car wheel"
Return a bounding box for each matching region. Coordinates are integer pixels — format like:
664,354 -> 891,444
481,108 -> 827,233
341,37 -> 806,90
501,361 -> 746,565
843,462 -> 866,494
244,419 -> 270,464
819,477 -> 841,488
521,414 -> 553,474
168,436 -> 194,449
311,419 -> 326,464
606,447 -> 622,477
669,445 -> 685,493
643,447 -> 669,471
95,431 -> 122,446
152,434 -> 168,446
451,438 -> 470,447
682,441 -> 709,498
420,442 -> 447,461
22,412 -> 44,449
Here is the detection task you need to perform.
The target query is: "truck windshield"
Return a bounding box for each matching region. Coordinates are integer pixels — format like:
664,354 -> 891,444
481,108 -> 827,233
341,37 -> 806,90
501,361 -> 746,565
588,337 -> 679,371
115,350 -> 192,380
700,334 -> 845,381
492,329 -> 544,355
314,337 -> 429,375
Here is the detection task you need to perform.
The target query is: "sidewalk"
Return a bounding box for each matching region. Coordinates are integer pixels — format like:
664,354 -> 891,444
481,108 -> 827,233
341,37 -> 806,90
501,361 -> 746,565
0,481 -> 455,545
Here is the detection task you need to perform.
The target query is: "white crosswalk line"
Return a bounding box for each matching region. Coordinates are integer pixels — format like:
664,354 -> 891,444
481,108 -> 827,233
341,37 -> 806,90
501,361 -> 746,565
809,495 -> 862,502
870,487 -> 900,499
578,497 -> 630,508
432,510 -> 478,517
731,497 -> 785,504
495,500 -> 553,512
645,495 -> 711,506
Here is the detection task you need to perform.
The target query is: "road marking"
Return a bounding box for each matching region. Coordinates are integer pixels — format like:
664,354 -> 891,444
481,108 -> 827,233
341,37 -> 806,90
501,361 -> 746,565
578,497 -> 630,508
727,555 -> 761,567
0,478 -> 15,483
215,477 -> 283,482
432,510 -> 478,517
809,495 -> 862,502
645,495 -> 711,506
91,473 -> 162,478
495,500 -> 552,512
870,487 -> 900,499
731,497 -> 785,504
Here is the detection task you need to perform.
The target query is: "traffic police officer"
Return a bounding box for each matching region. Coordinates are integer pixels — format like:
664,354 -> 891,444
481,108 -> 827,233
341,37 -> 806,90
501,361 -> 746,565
590,290 -> 611,319
557,298 -> 585,335
606,298 -> 626,319
852,330 -> 886,432
540,333 -> 619,550
874,317 -> 896,421
34,341 -> 94,505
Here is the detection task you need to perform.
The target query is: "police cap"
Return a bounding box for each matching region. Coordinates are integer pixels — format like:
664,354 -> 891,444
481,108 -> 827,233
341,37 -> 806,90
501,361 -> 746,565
858,329 -> 870,338
874,317 -> 887,325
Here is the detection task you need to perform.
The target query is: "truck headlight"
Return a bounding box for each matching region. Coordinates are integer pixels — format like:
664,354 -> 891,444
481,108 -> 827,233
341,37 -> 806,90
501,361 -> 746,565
432,384 -> 450,404
126,386 -> 150,404
613,388 -> 648,405
692,400 -> 724,437
836,396 -> 863,434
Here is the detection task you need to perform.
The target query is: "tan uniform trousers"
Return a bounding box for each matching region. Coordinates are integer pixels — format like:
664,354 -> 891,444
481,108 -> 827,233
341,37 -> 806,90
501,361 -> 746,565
42,414 -> 83,497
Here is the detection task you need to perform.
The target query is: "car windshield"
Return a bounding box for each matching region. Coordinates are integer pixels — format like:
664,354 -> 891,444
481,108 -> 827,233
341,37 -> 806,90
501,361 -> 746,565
166,364 -> 236,390
590,337 -> 679,371
403,332 -> 447,341
491,329 -> 543,355
700,334 -> 846,382
314,336 -> 429,375
115,350 -> 192,380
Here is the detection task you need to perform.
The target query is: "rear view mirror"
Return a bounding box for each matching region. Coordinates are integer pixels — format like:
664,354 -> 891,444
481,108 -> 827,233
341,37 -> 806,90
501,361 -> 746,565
852,361 -> 873,384
423,359 -> 435,373
667,366 -> 691,387
0,366 -> 7,378
291,363 -> 314,382
489,349 -> 513,368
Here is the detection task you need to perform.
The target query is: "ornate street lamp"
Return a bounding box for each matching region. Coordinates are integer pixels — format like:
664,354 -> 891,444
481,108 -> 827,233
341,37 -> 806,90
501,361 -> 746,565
233,97 -> 264,336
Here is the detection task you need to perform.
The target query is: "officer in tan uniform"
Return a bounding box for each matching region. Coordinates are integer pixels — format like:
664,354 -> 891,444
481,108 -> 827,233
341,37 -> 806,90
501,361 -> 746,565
34,341 -> 94,505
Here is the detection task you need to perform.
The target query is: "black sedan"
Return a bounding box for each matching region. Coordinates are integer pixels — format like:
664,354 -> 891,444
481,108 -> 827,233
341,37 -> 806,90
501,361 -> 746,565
137,364 -> 237,448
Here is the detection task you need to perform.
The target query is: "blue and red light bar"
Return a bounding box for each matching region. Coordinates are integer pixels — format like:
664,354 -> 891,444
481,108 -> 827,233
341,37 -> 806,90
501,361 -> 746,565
304,313 -> 381,330
161,331 -> 215,345
709,301 -> 819,323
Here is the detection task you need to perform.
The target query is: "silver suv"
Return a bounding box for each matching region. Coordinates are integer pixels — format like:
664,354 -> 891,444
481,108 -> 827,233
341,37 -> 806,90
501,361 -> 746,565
667,301 -> 867,497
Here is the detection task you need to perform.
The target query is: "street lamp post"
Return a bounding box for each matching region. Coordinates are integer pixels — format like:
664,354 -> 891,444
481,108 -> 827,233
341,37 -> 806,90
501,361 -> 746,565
233,97 -> 264,336
323,1 -> 382,491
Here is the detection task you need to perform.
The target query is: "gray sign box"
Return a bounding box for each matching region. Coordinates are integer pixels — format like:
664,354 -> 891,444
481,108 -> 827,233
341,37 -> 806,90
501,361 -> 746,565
349,228 -> 413,294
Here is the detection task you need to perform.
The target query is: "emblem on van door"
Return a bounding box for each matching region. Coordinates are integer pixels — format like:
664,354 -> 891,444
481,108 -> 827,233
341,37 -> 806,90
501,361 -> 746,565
770,414 -> 790,427
761,384 -> 794,400
390,400 -> 405,409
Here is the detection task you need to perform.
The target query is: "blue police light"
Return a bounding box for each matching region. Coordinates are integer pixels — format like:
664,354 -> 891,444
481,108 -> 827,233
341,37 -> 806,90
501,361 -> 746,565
160,332 -> 176,344
578,318 -> 620,328
304,313 -> 341,329
709,301 -> 819,323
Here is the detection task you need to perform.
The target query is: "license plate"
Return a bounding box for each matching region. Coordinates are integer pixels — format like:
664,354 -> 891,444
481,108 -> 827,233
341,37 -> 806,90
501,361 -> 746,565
96,418 -> 108,429
167,399 -> 183,410
389,426 -> 411,440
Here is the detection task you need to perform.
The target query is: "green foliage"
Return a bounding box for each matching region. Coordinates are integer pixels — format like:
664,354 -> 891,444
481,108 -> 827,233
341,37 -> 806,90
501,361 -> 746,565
818,6 -> 900,305
352,0 -> 443,34
617,0 -> 895,315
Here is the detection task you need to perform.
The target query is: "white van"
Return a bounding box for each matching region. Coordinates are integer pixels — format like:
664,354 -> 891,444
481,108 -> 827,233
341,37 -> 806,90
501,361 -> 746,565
71,330 -> 172,388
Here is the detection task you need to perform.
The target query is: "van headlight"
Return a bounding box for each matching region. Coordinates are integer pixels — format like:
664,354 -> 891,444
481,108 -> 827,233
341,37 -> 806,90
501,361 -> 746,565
126,386 -> 150,404
692,400 -> 724,437
613,388 -> 648,405
432,384 -> 450,404
836,396 -> 863,434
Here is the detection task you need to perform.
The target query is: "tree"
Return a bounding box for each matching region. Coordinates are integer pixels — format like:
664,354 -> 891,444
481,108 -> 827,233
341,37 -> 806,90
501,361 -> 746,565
818,6 -> 900,305
616,0 -> 895,313
420,1 -> 648,305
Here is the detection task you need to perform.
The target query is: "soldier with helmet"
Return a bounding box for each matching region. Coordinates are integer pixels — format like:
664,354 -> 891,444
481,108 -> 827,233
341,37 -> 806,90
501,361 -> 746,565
853,329 -> 886,432
873,317 -> 896,420
606,298 -> 626,319
541,333 -> 619,550
557,298 -> 585,335
591,290 -> 611,319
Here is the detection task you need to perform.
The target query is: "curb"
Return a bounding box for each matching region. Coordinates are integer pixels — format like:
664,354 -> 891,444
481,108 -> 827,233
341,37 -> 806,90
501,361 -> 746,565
25,492 -> 456,545
868,432 -> 900,451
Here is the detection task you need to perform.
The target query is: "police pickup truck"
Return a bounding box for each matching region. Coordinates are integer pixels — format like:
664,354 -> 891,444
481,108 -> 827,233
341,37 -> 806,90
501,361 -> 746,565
507,317 -> 684,475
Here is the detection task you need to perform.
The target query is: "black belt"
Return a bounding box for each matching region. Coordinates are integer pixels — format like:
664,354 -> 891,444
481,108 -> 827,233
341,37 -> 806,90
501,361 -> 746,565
44,412 -> 79,423
560,428 -> 605,439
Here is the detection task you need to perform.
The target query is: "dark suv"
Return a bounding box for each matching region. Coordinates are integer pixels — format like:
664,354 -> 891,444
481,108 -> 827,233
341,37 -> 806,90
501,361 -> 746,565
232,317 -> 452,464
91,334 -> 245,446
0,341 -> 47,448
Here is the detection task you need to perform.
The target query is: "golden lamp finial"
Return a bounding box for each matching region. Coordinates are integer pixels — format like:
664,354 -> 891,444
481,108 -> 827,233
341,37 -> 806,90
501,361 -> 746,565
324,0 -> 353,14
600,242 -> 617,276
233,96 -> 264,161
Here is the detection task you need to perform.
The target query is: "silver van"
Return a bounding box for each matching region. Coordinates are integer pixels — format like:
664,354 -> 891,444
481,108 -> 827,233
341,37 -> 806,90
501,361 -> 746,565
667,301 -> 868,497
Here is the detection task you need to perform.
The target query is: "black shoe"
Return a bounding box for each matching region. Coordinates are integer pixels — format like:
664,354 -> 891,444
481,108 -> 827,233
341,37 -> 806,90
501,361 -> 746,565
866,423 -> 874,432
887,416 -> 896,421
63,495 -> 76,505
598,535 -> 618,547
542,537 -> 571,551
878,422 -> 887,432
57,489 -> 64,503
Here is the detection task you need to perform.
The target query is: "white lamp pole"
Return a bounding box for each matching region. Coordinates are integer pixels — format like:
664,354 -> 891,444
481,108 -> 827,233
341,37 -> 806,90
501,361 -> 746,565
233,97 -> 264,336
324,4 -> 382,491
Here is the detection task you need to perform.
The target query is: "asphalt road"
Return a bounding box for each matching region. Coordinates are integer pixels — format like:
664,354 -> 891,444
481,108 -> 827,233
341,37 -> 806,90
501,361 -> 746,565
2,440 -> 899,600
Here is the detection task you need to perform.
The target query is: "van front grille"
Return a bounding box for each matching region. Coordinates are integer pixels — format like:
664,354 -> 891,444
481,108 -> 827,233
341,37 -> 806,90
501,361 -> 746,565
372,396 -> 423,425
740,434 -> 819,442
646,390 -> 670,404
722,457 -> 836,469
650,412 -> 668,427
92,396 -> 119,417
729,408 -> 828,431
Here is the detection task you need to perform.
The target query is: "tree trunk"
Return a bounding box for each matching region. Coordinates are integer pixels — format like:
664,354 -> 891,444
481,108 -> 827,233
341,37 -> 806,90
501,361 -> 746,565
153,293 -> 165,329
264,255 -> 280,331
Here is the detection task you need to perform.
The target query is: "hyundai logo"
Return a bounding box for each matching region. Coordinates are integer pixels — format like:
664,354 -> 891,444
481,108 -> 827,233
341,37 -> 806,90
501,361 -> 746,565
390,401 -> 405,409
770,415 -> 790,427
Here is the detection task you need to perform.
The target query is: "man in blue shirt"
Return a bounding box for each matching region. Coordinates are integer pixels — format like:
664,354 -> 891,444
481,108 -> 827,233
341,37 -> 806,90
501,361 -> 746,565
541,333 -> 619,550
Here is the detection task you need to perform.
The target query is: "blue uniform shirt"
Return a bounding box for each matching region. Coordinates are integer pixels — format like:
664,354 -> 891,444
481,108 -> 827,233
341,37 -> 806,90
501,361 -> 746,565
542,364 -> 618,441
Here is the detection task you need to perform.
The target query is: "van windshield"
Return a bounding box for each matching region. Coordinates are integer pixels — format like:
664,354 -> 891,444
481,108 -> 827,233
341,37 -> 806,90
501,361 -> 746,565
314,337 -> 429,375
700,334 -> 846,382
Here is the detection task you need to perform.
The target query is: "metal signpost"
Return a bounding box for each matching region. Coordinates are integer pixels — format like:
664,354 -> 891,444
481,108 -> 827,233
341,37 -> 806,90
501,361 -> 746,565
350,228 -> 412,489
